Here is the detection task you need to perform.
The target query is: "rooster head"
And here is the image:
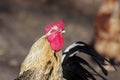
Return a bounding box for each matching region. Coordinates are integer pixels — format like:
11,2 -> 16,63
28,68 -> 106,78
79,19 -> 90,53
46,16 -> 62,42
45,20 -> 65,51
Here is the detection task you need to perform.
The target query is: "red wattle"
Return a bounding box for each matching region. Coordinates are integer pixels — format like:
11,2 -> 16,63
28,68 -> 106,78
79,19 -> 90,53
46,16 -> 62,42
47,32 -> 64,51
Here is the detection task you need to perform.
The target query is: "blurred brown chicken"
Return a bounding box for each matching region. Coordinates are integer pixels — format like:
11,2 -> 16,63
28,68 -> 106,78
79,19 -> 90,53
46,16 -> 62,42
94,0 -> 120,65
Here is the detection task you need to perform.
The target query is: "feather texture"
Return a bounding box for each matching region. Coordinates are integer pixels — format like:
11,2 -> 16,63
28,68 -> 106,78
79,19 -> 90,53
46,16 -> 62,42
62,41 -> 115,80
18,35 -> 63,80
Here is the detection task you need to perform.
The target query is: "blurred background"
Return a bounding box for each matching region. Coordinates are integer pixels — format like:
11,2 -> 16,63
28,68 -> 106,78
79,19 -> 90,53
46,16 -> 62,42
0,0 -> 119,80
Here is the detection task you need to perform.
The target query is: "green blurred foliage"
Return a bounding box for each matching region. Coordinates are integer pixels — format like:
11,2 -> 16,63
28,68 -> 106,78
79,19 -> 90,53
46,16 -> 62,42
0,50 -> 5,56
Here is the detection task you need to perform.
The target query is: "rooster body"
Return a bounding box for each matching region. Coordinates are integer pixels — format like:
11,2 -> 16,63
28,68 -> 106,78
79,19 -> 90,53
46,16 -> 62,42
62,41 -> 115,80
16,21 -> 113,80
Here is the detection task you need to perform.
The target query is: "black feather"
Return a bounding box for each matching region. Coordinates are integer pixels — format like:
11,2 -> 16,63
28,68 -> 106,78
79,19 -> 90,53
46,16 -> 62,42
62,41 -> 115,80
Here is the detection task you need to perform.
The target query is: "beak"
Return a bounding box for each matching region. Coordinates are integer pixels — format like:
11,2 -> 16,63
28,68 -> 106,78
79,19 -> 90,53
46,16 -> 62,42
61,30 -> 65,33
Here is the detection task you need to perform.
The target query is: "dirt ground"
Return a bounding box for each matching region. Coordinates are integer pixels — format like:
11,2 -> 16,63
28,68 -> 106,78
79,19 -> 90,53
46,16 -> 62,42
0,0 -> 120,80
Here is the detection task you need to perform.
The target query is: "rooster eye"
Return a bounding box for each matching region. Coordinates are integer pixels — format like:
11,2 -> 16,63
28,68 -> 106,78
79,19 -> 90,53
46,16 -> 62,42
51,30 -> 56,33
52,26 -> 58,30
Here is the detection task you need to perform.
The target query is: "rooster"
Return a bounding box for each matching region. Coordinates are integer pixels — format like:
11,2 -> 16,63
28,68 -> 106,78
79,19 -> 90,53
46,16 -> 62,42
16,21 -> 65,80
94,0 -> 120,65
15,21 -> 113,80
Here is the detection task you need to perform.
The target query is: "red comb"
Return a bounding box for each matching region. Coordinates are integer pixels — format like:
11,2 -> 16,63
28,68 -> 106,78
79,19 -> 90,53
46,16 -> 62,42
45,20 -> 64,34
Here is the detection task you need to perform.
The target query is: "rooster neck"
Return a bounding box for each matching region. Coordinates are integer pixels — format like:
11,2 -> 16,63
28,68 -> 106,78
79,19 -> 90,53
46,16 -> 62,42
19,36 -> 63,80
